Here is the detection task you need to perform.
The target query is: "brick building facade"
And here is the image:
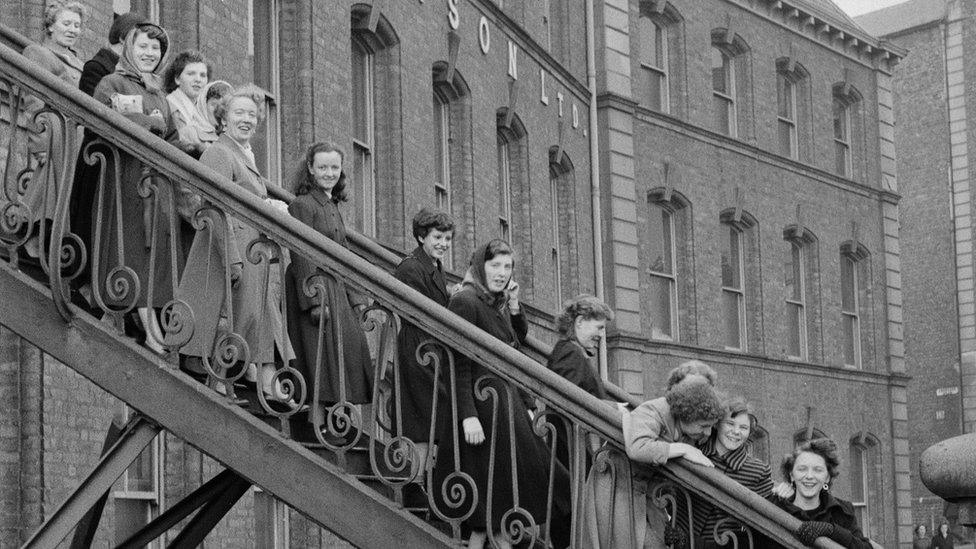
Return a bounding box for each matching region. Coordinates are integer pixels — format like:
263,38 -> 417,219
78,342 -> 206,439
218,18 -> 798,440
1,0 -> 593,546
594,0 -> 911,545
0,0 -> 915,546
858,0 -> 975,535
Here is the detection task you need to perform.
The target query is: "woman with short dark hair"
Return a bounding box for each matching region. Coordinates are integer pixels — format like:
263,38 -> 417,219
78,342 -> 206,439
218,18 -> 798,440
392,208 -> 455,473
765,438 -> 872,548
164,50 -> 218,157
694,396 -> 773,547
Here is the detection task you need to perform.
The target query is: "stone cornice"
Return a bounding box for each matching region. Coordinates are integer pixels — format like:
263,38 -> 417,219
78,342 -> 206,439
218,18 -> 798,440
608,332 -> 911,387
719,0 -> 907,74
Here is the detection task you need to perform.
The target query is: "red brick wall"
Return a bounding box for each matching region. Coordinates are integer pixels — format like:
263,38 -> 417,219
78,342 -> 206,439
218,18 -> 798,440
886,20 -> 964,530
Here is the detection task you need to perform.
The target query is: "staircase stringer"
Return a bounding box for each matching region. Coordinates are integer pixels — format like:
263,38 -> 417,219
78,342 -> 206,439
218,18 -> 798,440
0,265 -> 454,549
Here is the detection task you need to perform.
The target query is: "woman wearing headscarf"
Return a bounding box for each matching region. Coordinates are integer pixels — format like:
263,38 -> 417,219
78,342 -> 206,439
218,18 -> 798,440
91,22 -> 174,352
431,239 -> 569,549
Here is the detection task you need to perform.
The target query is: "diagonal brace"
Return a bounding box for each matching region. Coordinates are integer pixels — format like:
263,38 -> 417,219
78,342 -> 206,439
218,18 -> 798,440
114,469 -> 241,549
165,474 -> 252,549
22,415 -> 161,549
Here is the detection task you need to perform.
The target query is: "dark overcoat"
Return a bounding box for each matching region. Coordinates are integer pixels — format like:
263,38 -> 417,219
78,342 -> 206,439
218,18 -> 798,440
392,245 -> 449,440
284,189 -> 372,405
91,71 -> 175,309
431,286 -> 569,532
546,337 -> 607,469
759,492 -> 872,549
176,134 -> 293,365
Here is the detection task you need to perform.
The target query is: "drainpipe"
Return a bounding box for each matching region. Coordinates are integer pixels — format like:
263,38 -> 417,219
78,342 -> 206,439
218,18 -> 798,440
585,0 -> 608,380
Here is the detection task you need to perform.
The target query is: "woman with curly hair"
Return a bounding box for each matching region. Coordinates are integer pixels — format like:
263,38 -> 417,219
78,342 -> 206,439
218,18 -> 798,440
763,438 -> 872,548
580,378 -> 725,548
546,295 -> 614,466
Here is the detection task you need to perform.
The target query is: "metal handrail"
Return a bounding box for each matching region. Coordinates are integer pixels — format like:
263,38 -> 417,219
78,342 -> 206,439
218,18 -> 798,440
0,35 -> 841,548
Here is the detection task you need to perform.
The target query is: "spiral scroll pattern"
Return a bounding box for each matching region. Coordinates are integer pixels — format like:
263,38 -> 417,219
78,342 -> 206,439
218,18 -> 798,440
499,507 -> 538,547
100,265 -> 140,313
159,299 -> 195,349
56,231 -> 87,280
202,331 -> 250,382
255,364 -> 307,419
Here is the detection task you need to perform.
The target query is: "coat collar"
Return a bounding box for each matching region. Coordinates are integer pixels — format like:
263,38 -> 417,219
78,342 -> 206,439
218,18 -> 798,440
217,134 -> 261,176
309,187 -> 335,207
775,489 -> 845,517
701,437 -> 750,471
410,246 -> 441,274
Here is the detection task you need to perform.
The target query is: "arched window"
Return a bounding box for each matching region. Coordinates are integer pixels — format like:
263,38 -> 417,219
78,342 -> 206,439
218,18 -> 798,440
720,209 -> 759,351
638,1 -> 683,115
647,189 -> 691,341
432,63 -> 471,269
783,226 -> 820,362
351,5 -> 401,239
497,110 -> 533,299
549,148 -> 577,308
748,424 -> 770,465
775,58 -> 809,161
849,433 -> 881,536
710,30 -> 750,138
840,241 -> 871,369
832,83 -> 863,179
793,428 -> 828,448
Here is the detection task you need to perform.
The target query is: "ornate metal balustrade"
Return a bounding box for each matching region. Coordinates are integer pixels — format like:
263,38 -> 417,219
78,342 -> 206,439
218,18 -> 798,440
0,32 -> 841,548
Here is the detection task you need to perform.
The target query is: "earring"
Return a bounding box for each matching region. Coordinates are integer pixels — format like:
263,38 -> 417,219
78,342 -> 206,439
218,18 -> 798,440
823,483 -> 829,491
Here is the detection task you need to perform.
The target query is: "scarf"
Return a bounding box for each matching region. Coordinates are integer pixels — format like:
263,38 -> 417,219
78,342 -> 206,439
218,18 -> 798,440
114,23 -> 170,92
461,240 -> 514,311
195,80 -> 232,129
167,87 -> 218,144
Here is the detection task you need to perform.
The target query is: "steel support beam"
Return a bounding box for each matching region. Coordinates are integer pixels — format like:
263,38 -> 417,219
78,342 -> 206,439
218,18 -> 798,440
115,469 -> 240,549
0,267 -> 453,548
22,416 -> 160,549
165,475 -> 252,549
69,417 -> 126,549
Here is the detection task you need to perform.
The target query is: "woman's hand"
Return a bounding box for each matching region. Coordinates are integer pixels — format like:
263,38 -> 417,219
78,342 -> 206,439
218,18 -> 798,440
462,416 -> 485,445
671,442 -> 714,467
772,481 -> 795,499
310,304 -> 330,322
230,262 -> 243,286
507,280 -> 521,312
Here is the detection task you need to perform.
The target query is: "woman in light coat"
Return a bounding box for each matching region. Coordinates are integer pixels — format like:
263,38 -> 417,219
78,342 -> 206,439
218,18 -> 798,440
177,85 -> 293,396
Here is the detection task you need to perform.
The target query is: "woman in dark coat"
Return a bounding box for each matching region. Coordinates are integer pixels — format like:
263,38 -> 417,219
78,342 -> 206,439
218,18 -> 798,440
930,523 -> 955,549
763,438 -> 872,548
392,208 -> 454,471
91,23 -> 174,351
431,239 -> 568,549
546,294 -> 614,468
285,142 -> 373,408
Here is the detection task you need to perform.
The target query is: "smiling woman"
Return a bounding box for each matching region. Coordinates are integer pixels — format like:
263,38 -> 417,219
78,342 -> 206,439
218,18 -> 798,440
164,50 -> 217,158
760,438 -> 873,548
90,22 -> 175,355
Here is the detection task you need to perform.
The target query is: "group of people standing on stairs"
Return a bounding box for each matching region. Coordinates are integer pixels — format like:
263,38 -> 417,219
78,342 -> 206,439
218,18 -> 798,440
16,3 -> 877,548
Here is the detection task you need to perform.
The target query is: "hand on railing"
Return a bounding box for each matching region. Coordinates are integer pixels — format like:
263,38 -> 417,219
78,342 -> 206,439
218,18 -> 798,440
462,416 -> 485,445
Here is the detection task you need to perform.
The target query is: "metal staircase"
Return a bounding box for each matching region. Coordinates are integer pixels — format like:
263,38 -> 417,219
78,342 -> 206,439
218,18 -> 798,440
0,27 -> 839,548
